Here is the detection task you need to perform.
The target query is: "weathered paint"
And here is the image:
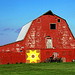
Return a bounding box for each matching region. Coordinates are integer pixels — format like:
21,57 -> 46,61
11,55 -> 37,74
0,10 -> 75,64
23,14 -> 75,49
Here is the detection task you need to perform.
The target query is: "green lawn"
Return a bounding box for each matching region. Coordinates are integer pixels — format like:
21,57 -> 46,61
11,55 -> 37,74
0,62 -> 75,75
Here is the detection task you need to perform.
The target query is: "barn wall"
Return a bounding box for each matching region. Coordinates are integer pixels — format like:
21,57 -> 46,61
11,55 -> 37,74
0,41 -> 24,53
0,52 -> 25,64
0,41 -> 26,64
25,49 -> 75,63
23,15 -> 75,49
41,49 -> 75,62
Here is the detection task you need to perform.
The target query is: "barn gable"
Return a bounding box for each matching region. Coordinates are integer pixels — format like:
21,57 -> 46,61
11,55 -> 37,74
22,10 -> 75,49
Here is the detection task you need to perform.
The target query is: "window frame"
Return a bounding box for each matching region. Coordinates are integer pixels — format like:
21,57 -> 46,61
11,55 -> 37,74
58,19 -> 60,22
50,23 -> 56,30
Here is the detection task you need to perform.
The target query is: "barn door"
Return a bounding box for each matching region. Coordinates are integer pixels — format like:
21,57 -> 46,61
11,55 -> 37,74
46,38 -> 53,48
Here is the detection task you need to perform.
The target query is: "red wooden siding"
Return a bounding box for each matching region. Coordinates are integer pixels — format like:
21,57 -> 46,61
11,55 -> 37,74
0,10 -> 75,64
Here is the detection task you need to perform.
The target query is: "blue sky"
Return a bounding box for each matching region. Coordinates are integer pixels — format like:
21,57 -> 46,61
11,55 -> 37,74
0,0 -> 75,46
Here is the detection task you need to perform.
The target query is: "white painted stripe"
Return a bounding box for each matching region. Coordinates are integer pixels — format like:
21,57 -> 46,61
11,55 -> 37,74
16,21 -> 33,41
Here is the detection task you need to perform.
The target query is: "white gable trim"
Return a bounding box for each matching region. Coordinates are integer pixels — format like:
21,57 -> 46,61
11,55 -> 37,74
16,21 -> 33,41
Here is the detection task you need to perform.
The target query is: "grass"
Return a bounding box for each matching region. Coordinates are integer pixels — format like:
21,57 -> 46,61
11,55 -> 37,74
0,62 -> 75,75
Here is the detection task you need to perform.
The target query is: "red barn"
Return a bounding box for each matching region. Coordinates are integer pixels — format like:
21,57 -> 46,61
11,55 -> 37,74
0,10 -> 75,64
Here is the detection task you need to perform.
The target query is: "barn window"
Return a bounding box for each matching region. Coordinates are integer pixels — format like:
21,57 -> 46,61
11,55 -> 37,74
20,50 -> 23,52
58,19 -> 60,22
68,51 -> 72,55
46,51 -> 50,56
53,52 -> 59,58
62,51 -> 66,55
21,46 -> 24,48
50,24 -> 56,29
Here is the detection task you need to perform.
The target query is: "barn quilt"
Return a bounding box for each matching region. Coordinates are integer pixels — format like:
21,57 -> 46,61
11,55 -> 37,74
26,50 -> 41,63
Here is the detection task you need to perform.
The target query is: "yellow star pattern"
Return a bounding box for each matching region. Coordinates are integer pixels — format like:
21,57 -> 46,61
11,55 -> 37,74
26,50 -> 40,63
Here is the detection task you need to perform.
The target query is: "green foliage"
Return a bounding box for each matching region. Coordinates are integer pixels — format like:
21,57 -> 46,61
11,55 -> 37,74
0,62 -> 75,75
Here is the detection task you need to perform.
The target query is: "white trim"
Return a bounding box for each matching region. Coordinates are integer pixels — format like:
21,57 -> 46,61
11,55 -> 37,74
16,21 -> 33,41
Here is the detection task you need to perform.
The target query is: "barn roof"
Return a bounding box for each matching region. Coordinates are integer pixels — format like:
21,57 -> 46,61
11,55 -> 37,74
16,21 -> 33,41
43,10 -> 54,16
